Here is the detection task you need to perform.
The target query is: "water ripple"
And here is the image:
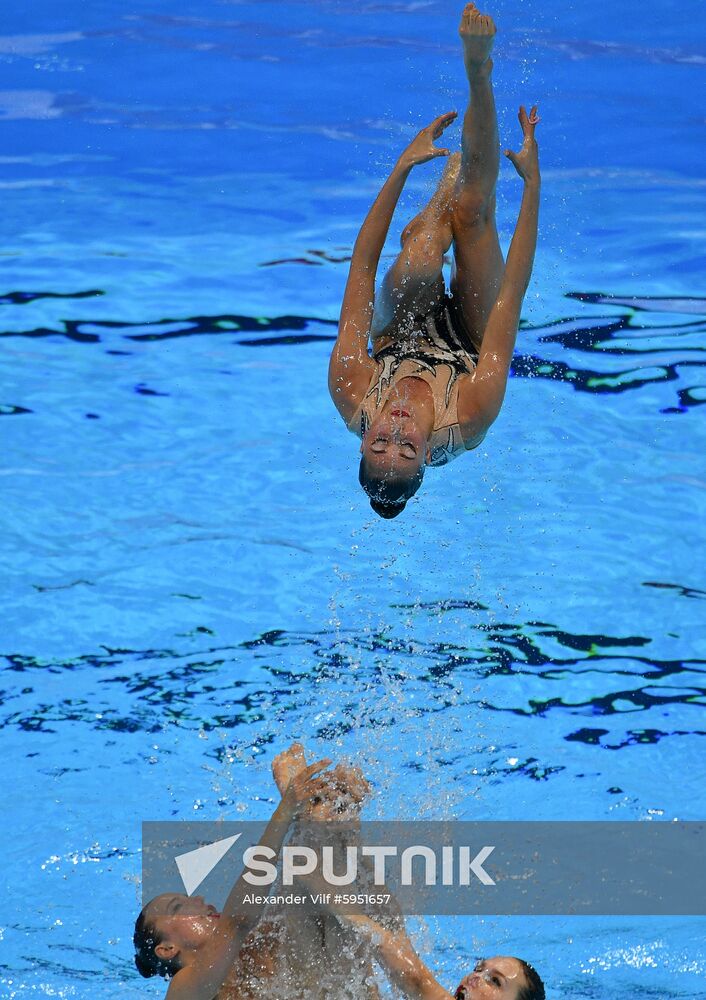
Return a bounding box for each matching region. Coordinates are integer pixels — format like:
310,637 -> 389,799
2,287 -> 704,412
2,605 -> 703,754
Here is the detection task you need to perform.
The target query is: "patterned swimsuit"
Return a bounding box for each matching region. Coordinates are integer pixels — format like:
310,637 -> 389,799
347,295 -> 483,466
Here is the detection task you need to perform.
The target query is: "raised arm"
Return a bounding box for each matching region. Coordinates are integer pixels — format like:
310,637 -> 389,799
457,105 -> 540,437
165,758 -> 331,1000
342,915 -> 454,1000
328,111 -> 458,423
268,749 -> 442,1000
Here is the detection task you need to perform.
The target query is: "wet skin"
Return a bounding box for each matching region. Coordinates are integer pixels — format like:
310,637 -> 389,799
146,893 -> 221,959
361,413 -> 429,480
455,957 -> 526,1000
360,378 -> 434,490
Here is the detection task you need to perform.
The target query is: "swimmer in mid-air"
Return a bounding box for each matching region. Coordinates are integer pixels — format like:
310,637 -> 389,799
328,4 -> 540,518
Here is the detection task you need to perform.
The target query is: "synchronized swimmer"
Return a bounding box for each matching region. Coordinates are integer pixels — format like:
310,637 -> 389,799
134,743 -> 545,1000
328,3 -> 540,518
134,6 -> 545,999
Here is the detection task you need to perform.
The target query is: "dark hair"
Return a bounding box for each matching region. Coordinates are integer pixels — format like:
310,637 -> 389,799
133,907 -> 181,980
370,498 -> 407,519
516,959 -> 545,1000
359,455 -> 425,519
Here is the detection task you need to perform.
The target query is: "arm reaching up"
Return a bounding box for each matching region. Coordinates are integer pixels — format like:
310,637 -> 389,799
328,112 -> 458,423
339,915 -> 453,1000
165,758 -> 332,1000
500,104 -> 541,296
458,105 -> 541,439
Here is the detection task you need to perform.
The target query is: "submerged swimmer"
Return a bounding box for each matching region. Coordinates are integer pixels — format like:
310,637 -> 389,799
133,746 -> 381,999
328,4 -> 540,518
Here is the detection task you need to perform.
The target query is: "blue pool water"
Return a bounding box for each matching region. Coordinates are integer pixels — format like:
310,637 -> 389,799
2,1 -> 705,997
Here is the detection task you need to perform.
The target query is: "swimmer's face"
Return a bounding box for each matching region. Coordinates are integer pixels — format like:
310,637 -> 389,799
146,893 -> 221,956
361,412 -> 431,480
455,957 -> 527,1000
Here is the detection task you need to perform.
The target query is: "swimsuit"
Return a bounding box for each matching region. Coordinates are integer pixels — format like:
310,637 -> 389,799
347,295 -> 484,466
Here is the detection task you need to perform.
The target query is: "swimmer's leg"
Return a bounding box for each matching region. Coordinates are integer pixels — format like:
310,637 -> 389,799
370,153 -> 460,337
449,4 -> 504,351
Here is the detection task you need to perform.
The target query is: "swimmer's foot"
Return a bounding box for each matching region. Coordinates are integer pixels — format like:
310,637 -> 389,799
309,764 -> 371,821
272,741 -> 307,796
459,3 -> 496,80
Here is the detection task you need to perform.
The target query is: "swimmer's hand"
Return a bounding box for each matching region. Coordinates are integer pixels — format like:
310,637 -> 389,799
504,105 -> 540,184
279,757 -> 333,816
398,111 -> 458,169
272,742 -> 370,820
272,741 -> 308,796
307,763 -> 371,819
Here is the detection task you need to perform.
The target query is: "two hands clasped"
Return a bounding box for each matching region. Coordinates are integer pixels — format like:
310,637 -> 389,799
273,741 -> 370,821
397,104 -> 540,182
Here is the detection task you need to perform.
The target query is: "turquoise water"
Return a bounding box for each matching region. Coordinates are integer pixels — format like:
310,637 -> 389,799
2,1 -> 705,997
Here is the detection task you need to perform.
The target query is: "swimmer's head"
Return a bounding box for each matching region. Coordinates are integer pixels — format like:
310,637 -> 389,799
359,412 -> 431,518
454,957 -> 545,1000
133,894 -> 221,979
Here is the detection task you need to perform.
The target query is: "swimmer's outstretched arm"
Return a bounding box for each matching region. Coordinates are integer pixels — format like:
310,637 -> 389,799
328,112 -> 457,422
457,105 -> 540,438
337,914 -> 453,1000
164,758 -> 331,1000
